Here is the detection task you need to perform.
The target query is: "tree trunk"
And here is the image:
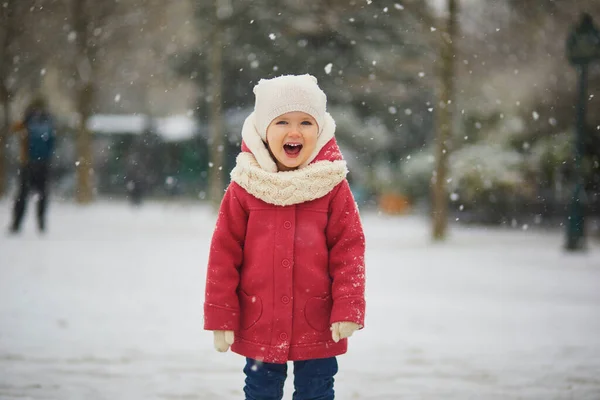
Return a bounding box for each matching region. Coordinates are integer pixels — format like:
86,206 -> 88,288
0,99 -> 9,198
432,0 -> 458,241
72,0 -> 95,204
75,83 -> 94,204
0,1 -> 14,198
208,8 -> 225,208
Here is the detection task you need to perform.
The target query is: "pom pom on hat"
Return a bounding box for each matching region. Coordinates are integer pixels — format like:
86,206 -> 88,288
253,74 -> 327,142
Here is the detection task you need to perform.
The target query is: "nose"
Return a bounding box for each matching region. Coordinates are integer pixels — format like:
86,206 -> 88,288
287,126 -> 301,138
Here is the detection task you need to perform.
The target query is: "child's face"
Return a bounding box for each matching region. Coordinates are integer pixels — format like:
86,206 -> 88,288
266,111 -> 318,171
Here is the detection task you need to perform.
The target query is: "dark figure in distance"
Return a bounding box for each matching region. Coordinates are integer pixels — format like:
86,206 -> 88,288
9,97 -> 56,234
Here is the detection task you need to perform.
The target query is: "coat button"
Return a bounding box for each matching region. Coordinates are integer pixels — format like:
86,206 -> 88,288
281,296 -> 290,304
281,259 -> 291,268
279,332 -> 288,341
283,221 -> 292,229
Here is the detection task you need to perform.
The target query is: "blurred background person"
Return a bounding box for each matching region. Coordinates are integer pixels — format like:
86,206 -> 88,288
8,96 -> 56,234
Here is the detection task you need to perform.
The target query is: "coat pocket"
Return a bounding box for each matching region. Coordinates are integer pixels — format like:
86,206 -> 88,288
304,295 -> 333,332
238,290 -> 263,330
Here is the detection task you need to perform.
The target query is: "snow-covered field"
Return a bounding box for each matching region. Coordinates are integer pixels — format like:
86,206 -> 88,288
1,199 -> 599,400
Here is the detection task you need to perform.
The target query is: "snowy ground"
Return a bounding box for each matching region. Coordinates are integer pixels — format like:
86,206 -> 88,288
1,199 -> 599,400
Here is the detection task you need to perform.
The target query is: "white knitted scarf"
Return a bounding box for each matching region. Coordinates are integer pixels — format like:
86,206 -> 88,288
230,112 -> 347,206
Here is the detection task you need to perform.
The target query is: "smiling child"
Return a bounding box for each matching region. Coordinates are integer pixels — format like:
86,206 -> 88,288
204,74 -> 366,400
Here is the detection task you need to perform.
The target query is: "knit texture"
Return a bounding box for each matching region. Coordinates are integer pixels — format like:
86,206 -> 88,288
253,74 -> 327,140
231,152 -> 347,206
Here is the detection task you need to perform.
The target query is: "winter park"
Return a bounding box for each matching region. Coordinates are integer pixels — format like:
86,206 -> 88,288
1,1 -> 600,400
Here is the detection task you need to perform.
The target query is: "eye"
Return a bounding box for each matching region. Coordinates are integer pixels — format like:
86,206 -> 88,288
276,120 -> 288,125
301,121 -> 313,125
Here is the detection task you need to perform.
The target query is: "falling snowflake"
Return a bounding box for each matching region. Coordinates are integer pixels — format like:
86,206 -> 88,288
532,111 -> 539,121
388,106 -> 397,115
324,63 -> 333,74
394,3 -> 404,10
269,33 -> 276,40
114,94 -> 121,102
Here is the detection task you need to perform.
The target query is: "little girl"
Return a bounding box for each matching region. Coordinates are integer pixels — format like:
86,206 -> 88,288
204,74 -> 366,400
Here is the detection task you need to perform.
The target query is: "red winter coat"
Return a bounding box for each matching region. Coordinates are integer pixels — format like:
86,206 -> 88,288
204,112 -> 366,363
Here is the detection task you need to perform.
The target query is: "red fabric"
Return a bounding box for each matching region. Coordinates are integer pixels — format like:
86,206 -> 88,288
204,138 -> 366,363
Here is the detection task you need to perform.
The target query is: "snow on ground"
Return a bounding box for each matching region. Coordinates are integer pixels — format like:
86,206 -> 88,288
1,199 -> 599,400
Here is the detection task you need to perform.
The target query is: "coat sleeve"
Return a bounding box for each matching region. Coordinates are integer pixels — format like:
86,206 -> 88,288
326,180 -> 366,328
204,184 -> 248,331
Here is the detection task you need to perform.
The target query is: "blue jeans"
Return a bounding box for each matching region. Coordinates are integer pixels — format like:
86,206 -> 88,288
243,357 -> 338,400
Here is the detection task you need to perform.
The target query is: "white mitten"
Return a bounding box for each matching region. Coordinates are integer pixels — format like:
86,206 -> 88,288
331,322 -> 360,343
213,330 -> 235,352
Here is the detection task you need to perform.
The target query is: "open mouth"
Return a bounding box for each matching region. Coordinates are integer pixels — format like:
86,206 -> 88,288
283,143 -> 303,156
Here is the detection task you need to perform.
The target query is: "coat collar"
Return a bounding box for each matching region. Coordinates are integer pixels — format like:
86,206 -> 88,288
230,112 -> 347,206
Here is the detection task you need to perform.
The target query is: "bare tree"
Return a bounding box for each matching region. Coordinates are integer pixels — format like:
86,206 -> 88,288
70,0 -> 96,203
432,0 -> 459,241
0,0 -> 26,197
0,1 -> 16,197
69,0 -> 133,203
208,0 -> 226,208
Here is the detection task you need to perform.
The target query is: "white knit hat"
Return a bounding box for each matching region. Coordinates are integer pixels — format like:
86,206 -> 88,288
253,74 -> 327,142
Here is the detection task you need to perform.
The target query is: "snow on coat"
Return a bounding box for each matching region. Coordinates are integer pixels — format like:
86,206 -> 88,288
204,112 -> 366,363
